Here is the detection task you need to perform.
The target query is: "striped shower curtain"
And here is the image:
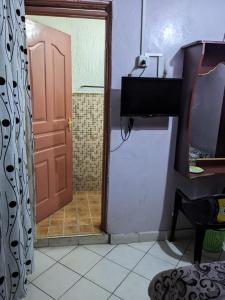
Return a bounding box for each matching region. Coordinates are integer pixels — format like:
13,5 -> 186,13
0,0 -> 35,299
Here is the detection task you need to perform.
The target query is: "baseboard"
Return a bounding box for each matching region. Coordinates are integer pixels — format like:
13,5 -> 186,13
109,229 -> 194,245
35,229 -> 194,248
35,233 -> 109,248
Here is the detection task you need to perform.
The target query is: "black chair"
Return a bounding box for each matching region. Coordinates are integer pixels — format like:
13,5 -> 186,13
168,189 -> 225,264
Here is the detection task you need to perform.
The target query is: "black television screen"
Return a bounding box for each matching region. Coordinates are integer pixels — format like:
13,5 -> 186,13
120,77 -> 183,117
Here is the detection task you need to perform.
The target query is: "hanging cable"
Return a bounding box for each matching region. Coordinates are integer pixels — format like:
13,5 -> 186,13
140,0 -> 146,55
111,118 -> 133,152
139,67 -> 146,77
120,117 -> 134,142
110,140 -> 125,152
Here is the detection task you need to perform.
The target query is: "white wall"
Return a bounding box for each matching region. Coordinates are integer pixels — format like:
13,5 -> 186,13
107,0 -> 225,234
28,15 -> 105,93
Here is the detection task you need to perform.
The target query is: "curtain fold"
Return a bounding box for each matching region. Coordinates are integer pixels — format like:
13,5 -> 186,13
0,0 -> 35,299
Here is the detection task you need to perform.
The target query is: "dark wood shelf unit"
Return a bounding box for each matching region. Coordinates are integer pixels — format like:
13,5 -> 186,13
175,41 -> 225,178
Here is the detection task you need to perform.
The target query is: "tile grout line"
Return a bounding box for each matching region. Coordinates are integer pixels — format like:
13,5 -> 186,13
176,238 -> 194,266
36,191 -> 103,239
111,240 -> 190,297
87,192 -> 95,234
31,239 -> 195,298
38,245 -> 78,263
30,281 -> 56,300
29,260 -> 58,284
127,241 -> 156,254
110,246 -> 153,297
57,244 -> 119,299
146,239 -> 192,268
30,246 -> 79,285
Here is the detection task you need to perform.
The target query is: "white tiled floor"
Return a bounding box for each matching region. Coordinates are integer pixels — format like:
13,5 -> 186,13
25,239 -> 225,300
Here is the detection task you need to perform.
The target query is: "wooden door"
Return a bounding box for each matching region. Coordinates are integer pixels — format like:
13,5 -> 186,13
26,20 -> 73,223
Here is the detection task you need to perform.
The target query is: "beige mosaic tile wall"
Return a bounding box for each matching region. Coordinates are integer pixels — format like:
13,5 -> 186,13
72,93 -> 104,191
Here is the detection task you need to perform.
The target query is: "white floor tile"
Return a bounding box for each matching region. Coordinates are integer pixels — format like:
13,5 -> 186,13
133,253 -> 174,280
60,246 -> 102,275
84,244 -> 115,256
176,252 -> 193,268
106,245 -> 145,270
28,251 -> 55,281
33,263 -> 81,299
115,272 -> 149,300
129,242 -> 155,253
148,241 -> 183,265
61,278 -> 110,300
40,246 -> 76,261
170,238 -> 191,251
24,284 -> 52,300
85,258 -> 129,293
108,295 -> 122,300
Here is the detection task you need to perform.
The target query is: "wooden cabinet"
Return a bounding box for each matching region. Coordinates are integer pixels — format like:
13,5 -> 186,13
175,41 -> 225,178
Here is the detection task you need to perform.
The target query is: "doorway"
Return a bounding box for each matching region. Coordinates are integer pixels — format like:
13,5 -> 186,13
25,1 -> 111,239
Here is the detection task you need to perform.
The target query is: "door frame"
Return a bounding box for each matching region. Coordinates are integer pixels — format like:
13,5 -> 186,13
25,0 -> 112,233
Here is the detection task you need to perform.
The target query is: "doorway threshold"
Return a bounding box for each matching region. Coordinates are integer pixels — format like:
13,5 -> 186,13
35,233 -> 109,248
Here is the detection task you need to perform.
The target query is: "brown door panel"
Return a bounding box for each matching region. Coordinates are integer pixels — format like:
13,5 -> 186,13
27,19 -> 73,222
34,130 -> 66,152
35,143 -> 72,222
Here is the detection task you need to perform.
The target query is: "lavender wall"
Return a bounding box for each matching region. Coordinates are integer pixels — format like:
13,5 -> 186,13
107,0 -> 225,234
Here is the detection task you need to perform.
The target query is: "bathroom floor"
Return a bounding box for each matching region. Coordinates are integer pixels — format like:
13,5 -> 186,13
36,192 -> 102,239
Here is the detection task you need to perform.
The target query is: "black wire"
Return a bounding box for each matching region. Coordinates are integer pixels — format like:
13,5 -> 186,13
139,67 -> 146,77
110,118 -> 132,152
110,140 -> 125,152
120,118 -> 132,142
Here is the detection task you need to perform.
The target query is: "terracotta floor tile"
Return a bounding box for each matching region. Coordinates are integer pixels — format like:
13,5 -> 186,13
77,202 -> 89,208
77,206 -> 89,214
65,210 -> 77,218
93,224 -> 102,233
77,197 -> 88,202
78,200 -> 89,207
48,226 -> 64,236
52,211 -> 64,218
37,218 -> 50,227
90,213 -> 101,219
74,194 -> 87,201
64,218 -> 78,226
92,218 -> 101,225
65,203 -> 76,209
36,226 -> 48,238
65,208 -> 77,218
88,195 -> 101,200
50,219 -> 64,226
79,211 -> 91,219
64,226 -> 79,235
75,192 -> 87,196
87,192 -> 100,196
79,218 -> 92,225
88,199 -> 101,206
50,215 -> 64,221
37,192 -> 102,239
90,207 -> 101,216
79,225 -> 94,233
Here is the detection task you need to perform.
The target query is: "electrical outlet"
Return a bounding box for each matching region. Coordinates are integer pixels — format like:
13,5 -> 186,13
143,53 -> 164,77
136,55 -> 149,68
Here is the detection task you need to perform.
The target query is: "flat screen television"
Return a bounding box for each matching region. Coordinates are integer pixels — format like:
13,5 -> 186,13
120,77 -> 183,117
